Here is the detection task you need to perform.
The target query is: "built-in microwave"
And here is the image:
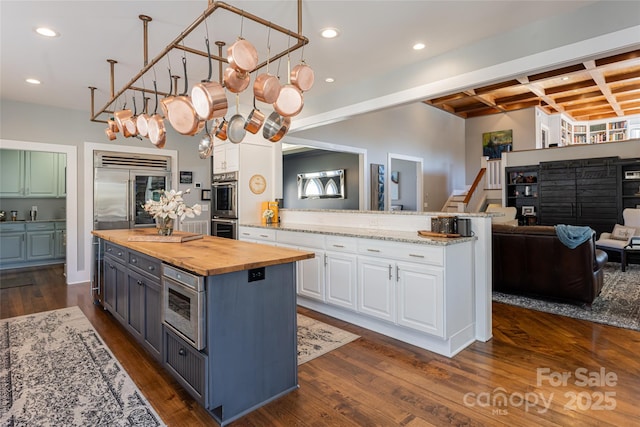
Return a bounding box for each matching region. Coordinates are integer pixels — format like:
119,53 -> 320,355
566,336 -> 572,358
211,171 -> 238,219
162,264 -> 206,350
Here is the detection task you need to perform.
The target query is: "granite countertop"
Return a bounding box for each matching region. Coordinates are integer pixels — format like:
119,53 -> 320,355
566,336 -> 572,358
0,219 -> 65,223
92,228 -> 314,277
240,222 -> 476,246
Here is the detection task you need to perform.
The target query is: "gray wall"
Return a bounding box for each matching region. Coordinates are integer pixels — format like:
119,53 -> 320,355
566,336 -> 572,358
390,158 -> 417,211
283,150 -> 359,210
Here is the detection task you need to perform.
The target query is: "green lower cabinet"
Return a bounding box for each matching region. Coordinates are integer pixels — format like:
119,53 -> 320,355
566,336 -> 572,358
0,232 -> 26,264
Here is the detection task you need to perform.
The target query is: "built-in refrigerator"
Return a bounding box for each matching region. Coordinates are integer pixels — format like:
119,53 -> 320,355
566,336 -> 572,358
92,150 -> 172,305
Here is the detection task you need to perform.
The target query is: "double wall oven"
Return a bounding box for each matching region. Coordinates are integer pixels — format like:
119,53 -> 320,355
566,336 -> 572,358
211,171 -> 238,239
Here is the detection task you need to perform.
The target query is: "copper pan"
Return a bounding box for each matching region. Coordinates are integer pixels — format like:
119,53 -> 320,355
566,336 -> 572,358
223,67 -> 250,94
215,117 -> 228,141
253,72 -> 281,104
273,57 -> 304,117
191,39 -> 228,120
290,61 -> 315,92
166,57 -> 205,136
148,81 -> 166,149
244,97 -> 265,134
262,111 -> 290,143
227,38 -> 258,73
136,97 -> 151,138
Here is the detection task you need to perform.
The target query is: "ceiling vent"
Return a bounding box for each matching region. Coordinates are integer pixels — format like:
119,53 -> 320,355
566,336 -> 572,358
94,150 -> 171,171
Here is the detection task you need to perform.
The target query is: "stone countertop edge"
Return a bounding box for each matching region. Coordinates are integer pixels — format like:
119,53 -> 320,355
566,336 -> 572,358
0,219 -> 66,223
279,208 -> 500,217
240,223 -> 477,246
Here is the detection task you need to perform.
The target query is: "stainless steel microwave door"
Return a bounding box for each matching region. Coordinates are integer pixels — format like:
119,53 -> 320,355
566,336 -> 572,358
94,168 -> 130,229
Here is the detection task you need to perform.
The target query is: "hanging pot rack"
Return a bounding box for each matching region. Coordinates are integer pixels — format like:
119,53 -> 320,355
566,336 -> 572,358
89,0 -> 309,124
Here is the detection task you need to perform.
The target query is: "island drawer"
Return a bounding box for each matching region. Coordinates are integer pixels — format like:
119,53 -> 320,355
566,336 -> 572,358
104,242 -> 127,263
163,327 -> 207,405
128,250 -> 161,279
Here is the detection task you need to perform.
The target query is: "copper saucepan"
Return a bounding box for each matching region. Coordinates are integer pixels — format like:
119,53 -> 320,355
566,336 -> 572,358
166,57 -> 205,136
191,38 -> 228,121
123,95 -> 139,137
136,97 -> 150,138
244,97 -> 265,134
148,81 -> 166,149
227,38 -> 258,73
104,127 -> 116,141
114,107 -> 133,136
262,111 -> 290,143
215,117 -> 228,141
274,57 -> 304,117
223,67 -> 250,94
290,61 -> 315,92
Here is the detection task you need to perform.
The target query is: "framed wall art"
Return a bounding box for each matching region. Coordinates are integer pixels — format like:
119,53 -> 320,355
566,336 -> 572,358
482,129 -> 513,159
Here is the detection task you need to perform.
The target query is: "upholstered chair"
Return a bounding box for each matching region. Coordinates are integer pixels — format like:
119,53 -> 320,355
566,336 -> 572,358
486,204 -> 518,227
595,208 -> 640,271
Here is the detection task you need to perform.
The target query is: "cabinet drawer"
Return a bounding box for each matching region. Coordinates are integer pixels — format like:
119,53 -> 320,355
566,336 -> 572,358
0,223 -> 26,233
164,328 -> 207,404
325,236 -> 357,253
389,243 -> 444,266
128,250 -> 161,279
55,222 -> 66,230
26,222 -> 55,231
239,226 -> 276,242
278,230 -> 324,248
104,242 -> 127,263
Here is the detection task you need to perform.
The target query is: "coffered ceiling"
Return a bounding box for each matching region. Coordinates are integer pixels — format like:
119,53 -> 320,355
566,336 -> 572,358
424,49 -> 640,121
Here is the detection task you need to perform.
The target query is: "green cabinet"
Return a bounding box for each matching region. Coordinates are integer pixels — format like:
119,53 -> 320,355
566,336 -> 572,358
54,222 -> 66,259
26,222 -> 55,260
0,149 -> 66,198
0,223 -> 26,265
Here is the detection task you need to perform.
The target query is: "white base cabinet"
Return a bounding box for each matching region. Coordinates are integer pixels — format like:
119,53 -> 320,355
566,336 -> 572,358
239,225 -> 476,357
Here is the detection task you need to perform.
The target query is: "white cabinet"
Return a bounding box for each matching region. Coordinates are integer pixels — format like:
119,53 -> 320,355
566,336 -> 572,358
396,261 -> 444,337
325,251 -> 357,310
357,255 -> 395,322
297,247 -> 326,301
238,226 -> 276,243
213,142 -> 239,173
0,150 -> 65,197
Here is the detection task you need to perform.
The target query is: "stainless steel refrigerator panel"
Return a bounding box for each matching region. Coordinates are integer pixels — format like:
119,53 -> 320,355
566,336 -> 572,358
94,168 -> 130,226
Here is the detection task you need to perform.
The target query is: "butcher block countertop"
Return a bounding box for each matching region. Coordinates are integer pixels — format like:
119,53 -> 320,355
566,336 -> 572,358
92,228 -> 314,277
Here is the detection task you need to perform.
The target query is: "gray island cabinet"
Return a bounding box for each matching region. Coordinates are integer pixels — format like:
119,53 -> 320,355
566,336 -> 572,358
92,228 -> 314,426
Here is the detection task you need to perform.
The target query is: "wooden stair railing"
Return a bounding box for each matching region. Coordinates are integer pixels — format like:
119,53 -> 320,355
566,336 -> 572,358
463,168 -> 486,205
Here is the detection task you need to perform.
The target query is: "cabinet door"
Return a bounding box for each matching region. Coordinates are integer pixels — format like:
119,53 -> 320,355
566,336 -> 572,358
26,231 -> 55,260
104,256 -> 127,324
212,144 -> 239,173
357,256 -> 395,323
57,153 -> 67,197
54,230 -> 66,258
297,248 -> 325,301
0,149 -> 25,197
0,233 -> 26,263
539,165 -> 577,225
26,151 -> 58,197
127,271 -> 144,340
576,163 -> 618,236
143,277 -> 162,361
325,251 -> 357,310
396,262 -> 444,337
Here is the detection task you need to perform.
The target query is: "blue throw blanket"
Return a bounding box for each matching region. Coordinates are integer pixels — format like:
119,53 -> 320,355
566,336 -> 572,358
555,224 -> 594,249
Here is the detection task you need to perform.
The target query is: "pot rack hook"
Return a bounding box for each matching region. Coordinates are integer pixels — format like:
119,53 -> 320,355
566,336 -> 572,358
153,80 -> 159,115
107,59 -> 118,99
215,41 -> 226,85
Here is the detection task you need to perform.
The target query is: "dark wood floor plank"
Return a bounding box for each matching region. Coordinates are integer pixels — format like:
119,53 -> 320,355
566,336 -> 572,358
1,265 -> 639,426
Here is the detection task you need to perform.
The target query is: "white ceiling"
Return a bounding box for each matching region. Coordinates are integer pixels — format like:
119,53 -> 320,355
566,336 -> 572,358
1,0 -> 605,124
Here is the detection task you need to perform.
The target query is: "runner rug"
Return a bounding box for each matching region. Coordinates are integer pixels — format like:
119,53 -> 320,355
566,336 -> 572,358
297,314 -> 359,365
493,262 -> 640,332
0,306 -> 164,426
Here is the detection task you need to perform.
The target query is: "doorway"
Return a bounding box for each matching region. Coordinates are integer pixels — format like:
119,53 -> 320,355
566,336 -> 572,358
387,153 -> 423,211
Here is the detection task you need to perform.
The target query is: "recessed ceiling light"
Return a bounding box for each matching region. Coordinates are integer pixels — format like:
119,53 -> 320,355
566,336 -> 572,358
35,27 -> 59,38
325,77 -> 335,83
320,28 -> 340,39
26,78 -> 41,85
413,43 -> 426,50
561,76 -> 570,81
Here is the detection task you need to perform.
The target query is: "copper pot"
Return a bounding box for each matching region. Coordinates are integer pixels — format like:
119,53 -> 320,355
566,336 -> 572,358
227,38 -> 258,73
290,61 -> 315,92
136,97 -> 150,138
191,39 -> 228,120
114,108 -> 132,135
223,67 -> 250,94
253,72 -> 281,104
273,84 -> 304,117
148,81 -> 166,148
215,117 -> 228,141
166,57 -> 205,136
104,127 -> 116,141
263,111 -> 290,143
244,97 -> 265,134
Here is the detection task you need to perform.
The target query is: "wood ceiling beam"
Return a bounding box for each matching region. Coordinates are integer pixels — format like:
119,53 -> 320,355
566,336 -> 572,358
473,80 -> 521,95
494,91 -> 538,104
562,99 -> 610,111
554,90 -> 603,104
595,49 -> 640,67
616,92 -> 640,103
545,79 -> 597,95
611,82 -> 640,93
606,69 -> 640,83
527,63 -> 587,82
426,92 -> 467,105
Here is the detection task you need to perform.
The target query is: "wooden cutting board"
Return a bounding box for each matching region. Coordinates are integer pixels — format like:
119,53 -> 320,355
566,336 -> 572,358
127,231 -> 203,243
417,230 -> 461,238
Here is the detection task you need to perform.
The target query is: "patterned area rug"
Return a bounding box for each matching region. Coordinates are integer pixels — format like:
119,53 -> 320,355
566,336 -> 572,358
297,314 -> 359,365
493,262 -> 640,331
0,306 -> 165,426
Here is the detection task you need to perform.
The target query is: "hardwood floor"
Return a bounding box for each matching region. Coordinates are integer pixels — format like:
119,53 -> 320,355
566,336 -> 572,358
1,265 -> 639,426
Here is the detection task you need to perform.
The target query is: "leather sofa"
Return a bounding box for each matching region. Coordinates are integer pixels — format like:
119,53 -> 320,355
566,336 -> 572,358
492,224 -> 608,307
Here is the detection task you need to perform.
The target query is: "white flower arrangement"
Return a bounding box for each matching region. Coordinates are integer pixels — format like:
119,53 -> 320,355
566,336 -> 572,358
262,209 -> 275,219
143,188 -> 202,221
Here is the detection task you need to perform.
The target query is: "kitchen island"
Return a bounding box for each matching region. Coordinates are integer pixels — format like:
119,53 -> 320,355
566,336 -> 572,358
91,228 -> 314,427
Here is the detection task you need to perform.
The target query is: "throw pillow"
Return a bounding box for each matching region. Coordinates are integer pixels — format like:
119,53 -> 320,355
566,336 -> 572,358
611,224 -> 635,241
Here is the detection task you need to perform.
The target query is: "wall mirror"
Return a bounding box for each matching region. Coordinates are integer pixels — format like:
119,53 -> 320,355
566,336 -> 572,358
297,169 -> 345,199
